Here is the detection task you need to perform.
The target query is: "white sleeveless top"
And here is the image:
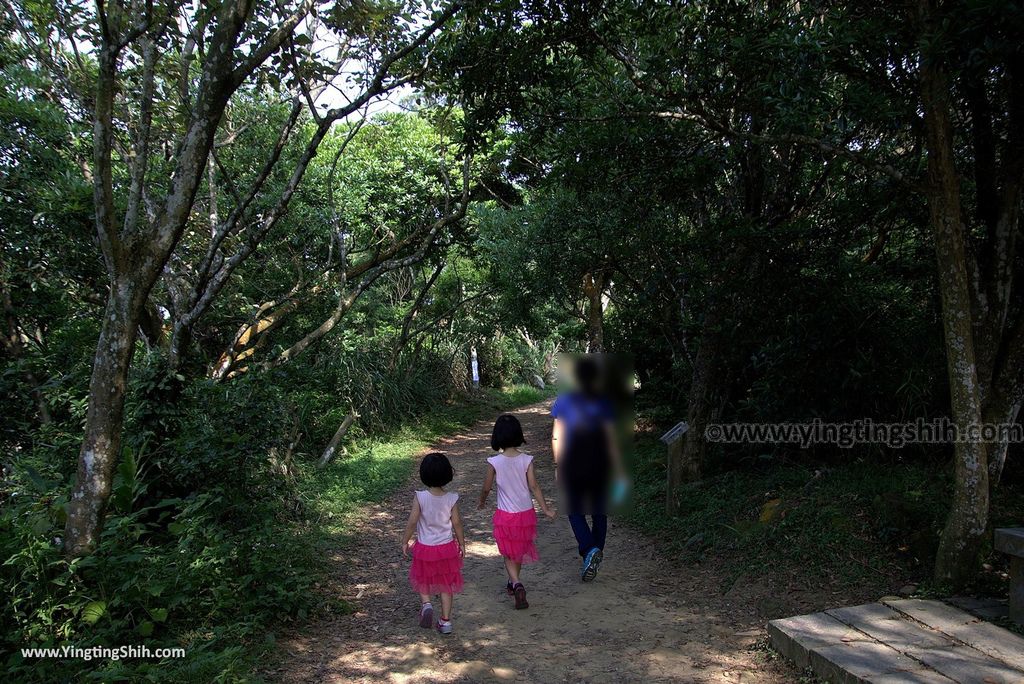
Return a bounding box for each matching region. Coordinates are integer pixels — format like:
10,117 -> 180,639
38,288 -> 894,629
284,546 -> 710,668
487,452 -> 534,513
415,490 -> 458,546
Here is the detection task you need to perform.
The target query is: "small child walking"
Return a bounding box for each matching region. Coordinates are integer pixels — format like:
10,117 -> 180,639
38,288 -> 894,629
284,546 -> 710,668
402,452 -> 465,634
477,414 -> 555,609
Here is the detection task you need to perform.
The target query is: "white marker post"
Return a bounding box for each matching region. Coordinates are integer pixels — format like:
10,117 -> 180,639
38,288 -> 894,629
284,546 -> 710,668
470,346 -> 480,389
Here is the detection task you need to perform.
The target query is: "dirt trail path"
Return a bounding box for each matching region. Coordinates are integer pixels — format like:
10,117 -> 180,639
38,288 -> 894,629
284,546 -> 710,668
276,402 -> 795,683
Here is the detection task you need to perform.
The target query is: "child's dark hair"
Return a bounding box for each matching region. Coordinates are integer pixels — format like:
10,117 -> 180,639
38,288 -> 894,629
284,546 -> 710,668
491,414 -> 526,451
420,452 -> 454,487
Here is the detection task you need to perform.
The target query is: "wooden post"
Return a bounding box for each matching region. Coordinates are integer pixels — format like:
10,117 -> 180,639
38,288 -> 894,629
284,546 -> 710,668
661,421 -> 689,515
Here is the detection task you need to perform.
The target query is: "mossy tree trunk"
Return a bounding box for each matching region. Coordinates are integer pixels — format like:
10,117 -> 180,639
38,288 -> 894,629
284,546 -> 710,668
582,271 -> 606,353
917,0 -> 1024,586
920,40 -> 990,587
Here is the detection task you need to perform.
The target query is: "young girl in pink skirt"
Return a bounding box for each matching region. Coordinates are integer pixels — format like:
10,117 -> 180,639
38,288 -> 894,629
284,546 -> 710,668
401,452 -> 465,634
477,414 -> 556,610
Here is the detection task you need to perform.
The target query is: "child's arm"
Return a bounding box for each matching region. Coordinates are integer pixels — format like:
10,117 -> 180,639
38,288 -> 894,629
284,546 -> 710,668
401,494 -> 421,559
526,461 -> 556,519
477,464 -> 495,509
450,502 -> 466,558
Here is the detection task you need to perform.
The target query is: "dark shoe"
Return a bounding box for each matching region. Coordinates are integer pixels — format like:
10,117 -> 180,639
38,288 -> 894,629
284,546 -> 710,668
513,583 -> 529,609
506,580 -> 514,596
581,547 -> 603,582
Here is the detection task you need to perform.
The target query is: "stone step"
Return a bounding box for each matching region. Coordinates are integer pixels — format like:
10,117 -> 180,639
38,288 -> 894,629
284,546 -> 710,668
881,598 -> 1024,672
829,603 -> 1020,684
770,600 -> 1024,684
768,610 -> 953,683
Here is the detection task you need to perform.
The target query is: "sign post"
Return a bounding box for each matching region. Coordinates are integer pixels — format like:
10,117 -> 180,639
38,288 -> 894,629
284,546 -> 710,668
470,346 -> 480,389
661,421 -> 689,515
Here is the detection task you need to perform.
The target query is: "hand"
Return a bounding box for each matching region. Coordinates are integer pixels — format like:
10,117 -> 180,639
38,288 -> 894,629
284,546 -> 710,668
477,499 -> 485,510
544,506 -> 557,520
402,541 -> 411,560
459,541 -> 466,558
610,476 -> 630,506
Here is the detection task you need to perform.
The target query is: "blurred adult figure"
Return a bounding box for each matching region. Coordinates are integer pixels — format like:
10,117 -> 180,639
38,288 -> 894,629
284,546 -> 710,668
551,356 -> 623,582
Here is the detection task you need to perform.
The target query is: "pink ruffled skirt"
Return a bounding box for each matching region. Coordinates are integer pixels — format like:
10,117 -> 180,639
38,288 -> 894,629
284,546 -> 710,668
409,539 -> 464,595
493,508 -> 539,564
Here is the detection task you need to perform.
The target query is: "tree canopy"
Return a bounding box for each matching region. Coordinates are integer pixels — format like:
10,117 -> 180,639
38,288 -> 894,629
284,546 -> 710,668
2,0 -> 1023,680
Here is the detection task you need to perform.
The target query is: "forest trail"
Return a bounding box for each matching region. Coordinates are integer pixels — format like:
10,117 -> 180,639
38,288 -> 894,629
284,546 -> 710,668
275,402 -> 794,683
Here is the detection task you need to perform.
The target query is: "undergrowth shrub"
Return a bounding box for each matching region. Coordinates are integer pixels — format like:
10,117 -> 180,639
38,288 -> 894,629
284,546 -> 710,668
1,465 -> 316,682
622,435 -> 1022,593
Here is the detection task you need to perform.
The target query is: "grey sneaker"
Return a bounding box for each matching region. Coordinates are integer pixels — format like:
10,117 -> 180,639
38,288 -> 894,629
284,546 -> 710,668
581,547 -> 603,582
436,617 -> 453,634
418,603 -> 433,628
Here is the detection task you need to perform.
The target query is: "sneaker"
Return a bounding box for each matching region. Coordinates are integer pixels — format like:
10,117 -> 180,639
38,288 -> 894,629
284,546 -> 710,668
581,547 -> 603,582
418,602 -> 433,628
437,617 -> 453,634
513,583 -> 529,610
506,580 -> 514,596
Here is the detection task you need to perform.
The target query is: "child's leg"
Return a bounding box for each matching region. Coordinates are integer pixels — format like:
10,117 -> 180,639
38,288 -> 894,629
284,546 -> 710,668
503,557 -> 521,584
440,592 -> 453,620
417,593 -> 434,628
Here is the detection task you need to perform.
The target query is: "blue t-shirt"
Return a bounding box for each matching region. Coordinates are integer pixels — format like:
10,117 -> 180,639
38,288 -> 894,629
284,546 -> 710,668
552,392 -> 615,482
551,392 -> 614,434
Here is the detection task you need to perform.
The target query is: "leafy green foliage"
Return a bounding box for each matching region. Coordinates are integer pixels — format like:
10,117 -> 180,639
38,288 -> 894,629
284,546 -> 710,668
623,436 -> 1010,587
624,432 -> 1024,596
4,0 -> 1023,678
2,441 -> 317,681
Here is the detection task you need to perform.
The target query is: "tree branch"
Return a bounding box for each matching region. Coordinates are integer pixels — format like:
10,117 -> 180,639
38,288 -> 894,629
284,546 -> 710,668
265,157 -> 471,368
123,34 -> 160,236
229,0 -> 316,89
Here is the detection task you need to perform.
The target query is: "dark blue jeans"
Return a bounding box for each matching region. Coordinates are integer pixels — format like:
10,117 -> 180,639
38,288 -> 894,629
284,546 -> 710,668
566,485 -> 607,557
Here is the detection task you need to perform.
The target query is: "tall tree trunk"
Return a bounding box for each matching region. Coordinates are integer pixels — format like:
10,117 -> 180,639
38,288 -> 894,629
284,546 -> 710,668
582,271 -> 605,353
64,283 -> 141,556
984,396 -> 1021,485
983,331 -> 1024,485
167,324 -> 189,370
679,302 -> 722,485
64,4 -> 247,554
920,36 -> 990,588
